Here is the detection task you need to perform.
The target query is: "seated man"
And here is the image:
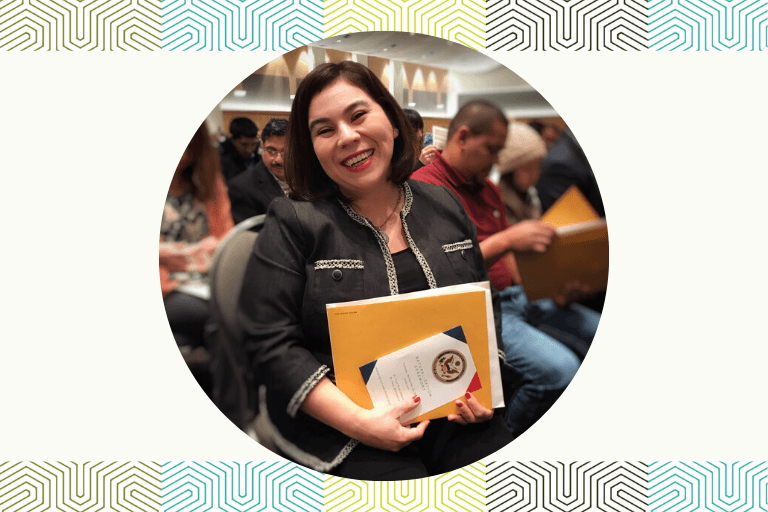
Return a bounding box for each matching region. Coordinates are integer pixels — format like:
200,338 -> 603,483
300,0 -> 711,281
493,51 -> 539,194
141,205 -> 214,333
412,101 -> 599,436
219,117 -> 261,182
536,126 -> 605,218
227,118 -> 289,224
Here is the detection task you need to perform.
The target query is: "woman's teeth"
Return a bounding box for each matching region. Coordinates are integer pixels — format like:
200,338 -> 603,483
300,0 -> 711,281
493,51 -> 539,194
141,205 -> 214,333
343,150 -> 373,167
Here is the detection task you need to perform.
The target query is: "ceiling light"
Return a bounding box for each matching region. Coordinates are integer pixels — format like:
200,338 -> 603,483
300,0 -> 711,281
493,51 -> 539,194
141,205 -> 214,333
408,102 -> 416,107
383,48 -> 388,51
234,90 -> 246,97
436,104 -> 445,108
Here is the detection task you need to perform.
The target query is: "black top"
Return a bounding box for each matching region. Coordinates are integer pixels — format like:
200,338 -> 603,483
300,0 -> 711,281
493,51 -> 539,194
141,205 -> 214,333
392,248 -> 430,294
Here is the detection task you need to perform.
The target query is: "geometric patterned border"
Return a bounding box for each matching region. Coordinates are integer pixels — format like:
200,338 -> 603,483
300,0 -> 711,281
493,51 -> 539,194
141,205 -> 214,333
4,462 -> 768,510
0,0 -> 161,50
648,462 -> 768,512
649,0 -> 768,49
0,461 -> 162,512
3,0 -> 768,49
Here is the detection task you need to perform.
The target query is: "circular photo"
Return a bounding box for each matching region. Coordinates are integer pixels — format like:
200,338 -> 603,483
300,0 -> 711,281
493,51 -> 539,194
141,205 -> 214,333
159,32 -> 608,481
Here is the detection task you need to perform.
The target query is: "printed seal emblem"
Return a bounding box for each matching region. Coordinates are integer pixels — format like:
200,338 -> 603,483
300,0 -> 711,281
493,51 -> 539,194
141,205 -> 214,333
432,349 -> 467,383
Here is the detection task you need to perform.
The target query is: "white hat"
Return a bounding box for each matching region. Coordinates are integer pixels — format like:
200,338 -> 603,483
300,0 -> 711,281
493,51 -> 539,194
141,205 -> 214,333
498,122 -> 547,175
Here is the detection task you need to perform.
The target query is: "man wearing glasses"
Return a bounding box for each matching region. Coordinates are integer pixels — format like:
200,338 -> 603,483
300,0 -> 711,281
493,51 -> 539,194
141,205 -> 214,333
228,118 -> 289,224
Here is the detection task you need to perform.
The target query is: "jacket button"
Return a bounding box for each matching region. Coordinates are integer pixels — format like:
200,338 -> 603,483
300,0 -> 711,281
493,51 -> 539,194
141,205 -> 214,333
332,269 -> 343,281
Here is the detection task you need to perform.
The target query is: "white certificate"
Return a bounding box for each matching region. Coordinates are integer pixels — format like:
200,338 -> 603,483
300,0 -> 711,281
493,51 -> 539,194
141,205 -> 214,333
359,325 -> 482,423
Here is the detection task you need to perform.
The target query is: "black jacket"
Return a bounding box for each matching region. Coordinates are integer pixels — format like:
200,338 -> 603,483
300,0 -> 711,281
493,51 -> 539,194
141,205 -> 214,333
237,180 -> 504,471
219,139 -> 260,182
227,160 -> 285,224
536,129 -> 605,217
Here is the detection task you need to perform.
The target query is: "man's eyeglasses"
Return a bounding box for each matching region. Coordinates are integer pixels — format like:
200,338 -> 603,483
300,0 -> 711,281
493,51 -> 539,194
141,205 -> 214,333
265,148 -> 284,157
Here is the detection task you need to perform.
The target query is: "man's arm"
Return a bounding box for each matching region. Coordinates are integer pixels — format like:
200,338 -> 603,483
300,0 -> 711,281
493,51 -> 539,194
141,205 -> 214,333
478,220 -> 556,267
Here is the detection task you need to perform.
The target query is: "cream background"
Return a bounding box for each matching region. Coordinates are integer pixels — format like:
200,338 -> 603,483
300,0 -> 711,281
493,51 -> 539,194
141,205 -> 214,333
1,52 -> 766,460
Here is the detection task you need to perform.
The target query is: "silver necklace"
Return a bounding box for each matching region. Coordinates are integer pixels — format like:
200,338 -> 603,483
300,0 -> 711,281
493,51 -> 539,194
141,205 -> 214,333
353,187 -> 402,245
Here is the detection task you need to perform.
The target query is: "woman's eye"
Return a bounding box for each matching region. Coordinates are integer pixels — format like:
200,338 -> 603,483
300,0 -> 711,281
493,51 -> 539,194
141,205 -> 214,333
352,111 -> 367,121
316,127 -> 332,136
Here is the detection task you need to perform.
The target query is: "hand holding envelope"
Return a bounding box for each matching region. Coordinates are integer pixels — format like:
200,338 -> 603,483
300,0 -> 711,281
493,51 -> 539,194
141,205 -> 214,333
359,326 -> 484,423
327,282 -> 505,424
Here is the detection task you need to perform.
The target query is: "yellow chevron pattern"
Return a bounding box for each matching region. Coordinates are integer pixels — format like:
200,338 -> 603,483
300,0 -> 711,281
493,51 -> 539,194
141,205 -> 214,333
323,0 -> 485,50
324,462 -> 485,511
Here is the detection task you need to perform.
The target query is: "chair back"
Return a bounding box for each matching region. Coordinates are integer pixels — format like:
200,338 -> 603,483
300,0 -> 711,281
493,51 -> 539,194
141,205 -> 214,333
208,215 -> 264,429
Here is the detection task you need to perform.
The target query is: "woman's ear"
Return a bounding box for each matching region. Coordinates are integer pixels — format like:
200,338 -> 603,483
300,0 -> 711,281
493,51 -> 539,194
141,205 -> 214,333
393,127 -> 399,138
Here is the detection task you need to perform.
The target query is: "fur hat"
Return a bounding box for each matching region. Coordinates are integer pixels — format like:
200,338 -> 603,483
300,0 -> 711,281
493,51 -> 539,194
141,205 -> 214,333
498,122 -> 547,175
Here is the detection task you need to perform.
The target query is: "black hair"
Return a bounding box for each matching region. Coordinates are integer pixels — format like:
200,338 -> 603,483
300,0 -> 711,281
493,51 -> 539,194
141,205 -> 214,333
447,101 -> 507,140
229,117 -> 258,139
261,117 -> 288,142
402,108 -> 424,132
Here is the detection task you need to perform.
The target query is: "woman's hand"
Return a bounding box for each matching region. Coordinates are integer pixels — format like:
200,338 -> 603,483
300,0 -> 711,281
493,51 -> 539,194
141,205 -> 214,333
419,145 -> 438,165
354,396 -> 430,451
447,392 -> 494,425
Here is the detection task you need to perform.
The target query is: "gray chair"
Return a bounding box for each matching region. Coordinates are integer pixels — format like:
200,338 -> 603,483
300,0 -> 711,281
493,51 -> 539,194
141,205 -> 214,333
207,215 -> 266,439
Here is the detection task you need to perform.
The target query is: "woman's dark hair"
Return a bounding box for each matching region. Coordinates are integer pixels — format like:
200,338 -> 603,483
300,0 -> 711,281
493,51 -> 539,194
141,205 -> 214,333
402,108 -> 424,132
285,61 -> 417,201
179,122 -> 221,201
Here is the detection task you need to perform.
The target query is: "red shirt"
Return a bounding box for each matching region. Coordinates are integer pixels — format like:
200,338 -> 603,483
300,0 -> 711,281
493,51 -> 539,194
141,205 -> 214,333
411,152 -> 515,290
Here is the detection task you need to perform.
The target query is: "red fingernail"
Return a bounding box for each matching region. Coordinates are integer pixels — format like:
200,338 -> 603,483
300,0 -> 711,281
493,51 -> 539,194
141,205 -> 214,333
414,396 -> 420,403
465,392 -> 471,399
457,402 -> 463,408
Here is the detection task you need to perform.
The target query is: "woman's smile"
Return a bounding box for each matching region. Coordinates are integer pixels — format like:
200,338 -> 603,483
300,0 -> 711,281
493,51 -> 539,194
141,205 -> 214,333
342,149 -> 375,170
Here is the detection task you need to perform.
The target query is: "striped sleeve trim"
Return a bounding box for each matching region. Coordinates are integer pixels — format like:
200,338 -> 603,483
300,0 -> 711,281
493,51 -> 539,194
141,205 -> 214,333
286,365 -> 330,418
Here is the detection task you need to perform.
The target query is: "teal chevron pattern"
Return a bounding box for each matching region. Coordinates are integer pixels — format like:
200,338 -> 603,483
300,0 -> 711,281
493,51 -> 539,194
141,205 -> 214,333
649,462 -> 768,512
649,0 -> 768,49
0,462 -> 162,512
161,461 -> 323,512
161,0 -> 322,51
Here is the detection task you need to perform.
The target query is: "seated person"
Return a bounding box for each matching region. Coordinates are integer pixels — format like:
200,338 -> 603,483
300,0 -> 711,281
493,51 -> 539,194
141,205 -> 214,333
412,103 -> 599,436
227,118 -> 289,224
403,108 -> 437,170
528,120 -> 561,149
536,126 -> 605,217
161,122 -> 234,395
219,117 -> 260,182
238,61 -> 516,481
497,122 -> 601,358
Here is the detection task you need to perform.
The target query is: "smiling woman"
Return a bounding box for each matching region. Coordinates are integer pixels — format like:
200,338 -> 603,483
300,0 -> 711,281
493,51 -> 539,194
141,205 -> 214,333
236,60 -> 519,480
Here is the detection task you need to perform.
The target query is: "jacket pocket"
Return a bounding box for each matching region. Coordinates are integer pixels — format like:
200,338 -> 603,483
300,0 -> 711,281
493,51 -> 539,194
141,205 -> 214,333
442,239 -> 476,282
310,259 -> 365,300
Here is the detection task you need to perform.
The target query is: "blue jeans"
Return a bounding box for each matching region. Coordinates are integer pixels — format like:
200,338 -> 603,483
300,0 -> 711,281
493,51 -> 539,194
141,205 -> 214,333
500,286 -> 600,435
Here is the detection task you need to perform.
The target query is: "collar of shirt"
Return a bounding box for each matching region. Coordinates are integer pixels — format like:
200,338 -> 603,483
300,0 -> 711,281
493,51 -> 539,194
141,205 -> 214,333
432,150 -> 468,188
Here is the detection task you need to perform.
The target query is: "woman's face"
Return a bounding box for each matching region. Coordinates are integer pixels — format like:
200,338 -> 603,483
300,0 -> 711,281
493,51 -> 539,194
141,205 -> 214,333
512,158 -> 542,192
308,79 -> 397,199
